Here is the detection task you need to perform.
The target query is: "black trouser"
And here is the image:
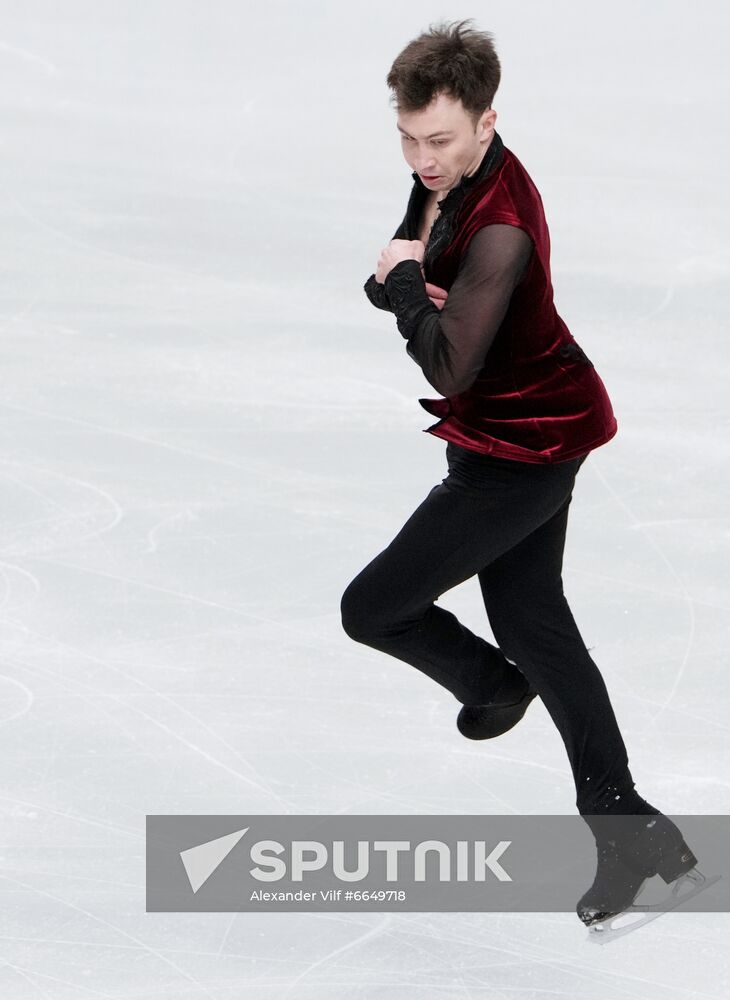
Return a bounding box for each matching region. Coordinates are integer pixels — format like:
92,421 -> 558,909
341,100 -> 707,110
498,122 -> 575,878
340,441 -> 647,816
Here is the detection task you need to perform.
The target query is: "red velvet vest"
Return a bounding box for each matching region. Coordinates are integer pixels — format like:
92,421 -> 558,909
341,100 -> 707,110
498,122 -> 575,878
418,144 -> 618,463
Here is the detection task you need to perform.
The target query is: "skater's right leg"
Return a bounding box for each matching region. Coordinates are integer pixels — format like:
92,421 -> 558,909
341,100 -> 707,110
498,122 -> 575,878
340,479 -> 521,706
340,447 -> 583,707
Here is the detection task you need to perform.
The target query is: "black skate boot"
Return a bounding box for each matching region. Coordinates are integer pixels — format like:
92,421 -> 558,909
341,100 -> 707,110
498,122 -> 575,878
577,812 -> 699,929
457,660 -> 537,740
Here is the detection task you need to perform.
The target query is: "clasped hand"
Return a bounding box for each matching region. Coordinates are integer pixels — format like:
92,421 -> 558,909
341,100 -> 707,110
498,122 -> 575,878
374,239 -> 448,310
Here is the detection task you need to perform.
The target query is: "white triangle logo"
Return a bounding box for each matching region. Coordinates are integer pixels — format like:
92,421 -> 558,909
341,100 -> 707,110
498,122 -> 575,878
179,827 -> 249,893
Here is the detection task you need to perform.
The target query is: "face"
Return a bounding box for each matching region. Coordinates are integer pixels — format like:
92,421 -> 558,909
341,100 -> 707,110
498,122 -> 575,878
396,91 -> 497,195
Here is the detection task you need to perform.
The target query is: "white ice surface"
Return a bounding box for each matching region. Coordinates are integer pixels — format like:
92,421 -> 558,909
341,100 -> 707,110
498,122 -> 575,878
1,0 -> 729,997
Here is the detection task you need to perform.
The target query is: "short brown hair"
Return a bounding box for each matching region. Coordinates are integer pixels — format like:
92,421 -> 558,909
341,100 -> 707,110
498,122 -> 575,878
386,18 -> 501,129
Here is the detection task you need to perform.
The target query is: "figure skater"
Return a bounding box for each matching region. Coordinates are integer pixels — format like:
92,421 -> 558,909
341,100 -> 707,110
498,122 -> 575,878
339,19 -> 706,934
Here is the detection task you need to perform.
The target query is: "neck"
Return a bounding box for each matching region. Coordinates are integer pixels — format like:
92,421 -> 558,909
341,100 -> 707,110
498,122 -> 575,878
464,132 -> 495,179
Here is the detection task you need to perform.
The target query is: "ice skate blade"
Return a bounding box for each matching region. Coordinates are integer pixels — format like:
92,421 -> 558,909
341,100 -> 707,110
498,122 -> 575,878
585,868 -> 722,945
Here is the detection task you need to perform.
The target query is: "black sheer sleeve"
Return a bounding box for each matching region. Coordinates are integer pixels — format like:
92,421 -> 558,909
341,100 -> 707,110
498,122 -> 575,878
376,224 -> 533,396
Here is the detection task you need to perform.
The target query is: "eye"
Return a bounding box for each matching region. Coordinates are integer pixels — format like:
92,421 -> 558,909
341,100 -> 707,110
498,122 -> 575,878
400,135 -> 448,146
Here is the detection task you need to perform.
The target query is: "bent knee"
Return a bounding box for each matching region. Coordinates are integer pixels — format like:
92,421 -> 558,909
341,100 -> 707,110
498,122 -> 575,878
341,576 -> 400,642
340,580 -> 375,641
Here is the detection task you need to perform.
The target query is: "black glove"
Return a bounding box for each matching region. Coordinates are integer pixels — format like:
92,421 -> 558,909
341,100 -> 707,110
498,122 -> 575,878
382,259 -> 441,340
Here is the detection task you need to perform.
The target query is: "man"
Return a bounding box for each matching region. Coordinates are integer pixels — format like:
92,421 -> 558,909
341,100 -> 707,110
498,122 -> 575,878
340,18 -> 699,931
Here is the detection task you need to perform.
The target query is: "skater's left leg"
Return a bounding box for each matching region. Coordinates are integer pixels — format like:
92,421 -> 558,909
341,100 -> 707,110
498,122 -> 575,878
477,488 -> 652,816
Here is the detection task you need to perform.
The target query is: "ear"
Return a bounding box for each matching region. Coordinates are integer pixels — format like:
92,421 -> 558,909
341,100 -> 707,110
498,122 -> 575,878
479,108 -> 497,137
